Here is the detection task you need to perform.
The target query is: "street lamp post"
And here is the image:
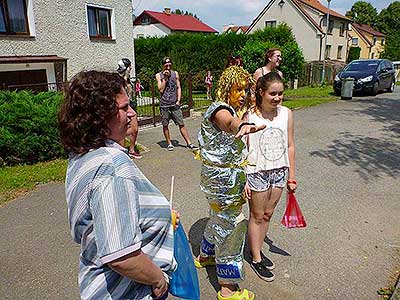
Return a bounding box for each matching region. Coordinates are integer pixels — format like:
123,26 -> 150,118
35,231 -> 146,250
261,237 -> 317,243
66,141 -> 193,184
321,0 -> 331,85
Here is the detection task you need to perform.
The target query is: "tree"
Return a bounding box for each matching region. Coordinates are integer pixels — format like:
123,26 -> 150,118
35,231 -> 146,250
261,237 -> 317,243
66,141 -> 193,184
345,1 -> 378,26
376,2 -> 400,60
172,9 -> 199,20
376,1 -> 400,35
347,47 -> 361,63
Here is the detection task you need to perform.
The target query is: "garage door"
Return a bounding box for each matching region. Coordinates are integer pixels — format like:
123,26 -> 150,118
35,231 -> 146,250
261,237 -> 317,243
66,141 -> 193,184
0,69 -> 48,92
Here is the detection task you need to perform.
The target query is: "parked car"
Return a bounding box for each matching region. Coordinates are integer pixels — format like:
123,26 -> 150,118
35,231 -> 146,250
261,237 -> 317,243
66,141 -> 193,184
334,59 -> 395,96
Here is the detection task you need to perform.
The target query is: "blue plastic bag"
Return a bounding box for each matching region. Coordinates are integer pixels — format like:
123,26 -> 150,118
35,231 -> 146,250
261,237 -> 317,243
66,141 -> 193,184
169,223 -> 200,300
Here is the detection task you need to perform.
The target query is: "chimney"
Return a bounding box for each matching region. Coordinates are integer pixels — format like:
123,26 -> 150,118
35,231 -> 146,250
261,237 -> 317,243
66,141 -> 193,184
164,7 -> 171,15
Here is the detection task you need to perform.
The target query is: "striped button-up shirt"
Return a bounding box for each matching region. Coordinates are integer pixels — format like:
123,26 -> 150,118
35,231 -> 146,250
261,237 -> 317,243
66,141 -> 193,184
65,140 -> 175,300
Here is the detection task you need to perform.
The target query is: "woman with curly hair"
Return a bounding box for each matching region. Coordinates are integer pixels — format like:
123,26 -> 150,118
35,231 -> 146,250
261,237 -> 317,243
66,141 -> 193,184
58,70 -> 175,300
194,66 -> 265,300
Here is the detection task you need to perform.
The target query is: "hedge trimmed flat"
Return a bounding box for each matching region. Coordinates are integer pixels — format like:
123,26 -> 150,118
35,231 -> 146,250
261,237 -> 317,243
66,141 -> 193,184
217,289 -> 255,300
193,256 -> 216,268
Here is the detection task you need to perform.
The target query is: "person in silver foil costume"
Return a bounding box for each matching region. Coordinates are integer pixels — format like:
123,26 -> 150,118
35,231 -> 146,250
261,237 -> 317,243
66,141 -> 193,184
194,66 -> 265,300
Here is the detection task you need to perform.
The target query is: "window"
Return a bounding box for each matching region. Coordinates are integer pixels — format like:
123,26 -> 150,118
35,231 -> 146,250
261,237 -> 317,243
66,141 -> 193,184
327,20 -> 334,34
87,5 -> 112,38
0,0 -> 29,35
371,52 -> 375,59
136,34 -> 144,38
141,16 -> 151,25
339,23 -> 345,36
381,38 -> 385,45
373,37 -> 377,45
325,44 -> 331,59
337,45 -> 343,59
265,20 -> 277,28
352,37 -> 358,46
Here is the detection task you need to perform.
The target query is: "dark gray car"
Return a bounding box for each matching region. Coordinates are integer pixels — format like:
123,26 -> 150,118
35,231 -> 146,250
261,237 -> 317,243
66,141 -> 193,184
334,59 -> 396,96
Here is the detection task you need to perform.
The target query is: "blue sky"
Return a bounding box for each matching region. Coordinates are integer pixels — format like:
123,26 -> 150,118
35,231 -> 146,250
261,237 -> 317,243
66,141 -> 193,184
132,0 -> 394,32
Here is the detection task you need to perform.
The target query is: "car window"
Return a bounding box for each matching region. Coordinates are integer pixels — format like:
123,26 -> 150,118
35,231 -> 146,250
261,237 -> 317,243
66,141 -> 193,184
385,61 -> 393,70
345,61 -> 378,72
378,62 -> 384,72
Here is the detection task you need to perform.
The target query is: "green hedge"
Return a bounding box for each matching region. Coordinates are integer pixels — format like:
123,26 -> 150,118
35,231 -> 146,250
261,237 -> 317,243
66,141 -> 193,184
0,91 -> 65,166
135,24 -> 304,84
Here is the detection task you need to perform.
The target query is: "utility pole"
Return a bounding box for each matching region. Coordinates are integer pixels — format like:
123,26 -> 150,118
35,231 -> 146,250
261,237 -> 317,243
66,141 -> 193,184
321,0 -> 331,85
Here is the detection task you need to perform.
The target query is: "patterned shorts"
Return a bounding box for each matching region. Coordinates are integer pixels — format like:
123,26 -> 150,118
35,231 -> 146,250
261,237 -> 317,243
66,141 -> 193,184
247,167 -> 288,192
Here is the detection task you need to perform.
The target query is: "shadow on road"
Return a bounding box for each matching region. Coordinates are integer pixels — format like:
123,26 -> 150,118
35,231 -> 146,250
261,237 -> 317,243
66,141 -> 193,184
310,96 -> 400,181
310,132 -> 399,180
350,97 -> 400,138
264,236 -> 291,256
156,139 -> 187,149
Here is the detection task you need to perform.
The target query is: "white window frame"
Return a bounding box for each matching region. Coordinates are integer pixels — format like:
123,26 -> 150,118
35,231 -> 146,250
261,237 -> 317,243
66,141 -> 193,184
325,44 -> 331,59
265,20 -> 277,28
26,0 -> 36,36
85,3 -> 116,39
337,45 -> 343,59
352,37 -> 358,46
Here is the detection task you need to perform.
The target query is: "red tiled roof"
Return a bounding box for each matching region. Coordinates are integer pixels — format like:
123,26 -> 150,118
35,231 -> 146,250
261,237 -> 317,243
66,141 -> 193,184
225,26 -> 249,33
297,0 -> 351,21
353,23 -> 385,37
134,10 -> 217,33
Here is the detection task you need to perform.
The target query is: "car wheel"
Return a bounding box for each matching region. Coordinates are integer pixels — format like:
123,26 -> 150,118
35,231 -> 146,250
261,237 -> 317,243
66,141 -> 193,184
388,79 -> 395,93
372,81 -> 379,96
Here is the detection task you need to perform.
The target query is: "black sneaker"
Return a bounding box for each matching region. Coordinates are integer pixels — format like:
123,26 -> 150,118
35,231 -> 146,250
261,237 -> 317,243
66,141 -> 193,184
250,261 -> 275,282
187,144 -> 199,151
260,251 -> 275,270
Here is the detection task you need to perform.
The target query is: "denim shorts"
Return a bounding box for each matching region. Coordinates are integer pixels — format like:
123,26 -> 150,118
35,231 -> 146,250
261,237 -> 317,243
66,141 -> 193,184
247,167 -> 288,192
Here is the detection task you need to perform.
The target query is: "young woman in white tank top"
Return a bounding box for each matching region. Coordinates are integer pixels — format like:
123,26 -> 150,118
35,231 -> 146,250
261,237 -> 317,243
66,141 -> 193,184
244,72 -> 297,282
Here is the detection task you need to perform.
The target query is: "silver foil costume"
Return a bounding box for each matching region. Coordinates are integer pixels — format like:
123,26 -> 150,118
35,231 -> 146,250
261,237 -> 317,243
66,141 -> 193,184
197,101 -> 248,284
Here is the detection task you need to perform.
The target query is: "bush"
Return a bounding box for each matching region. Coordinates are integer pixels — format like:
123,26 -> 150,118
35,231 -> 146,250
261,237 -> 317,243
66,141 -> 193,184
347,47 -> 361,63
134,24 -> 304,82
0,91 -> 65,166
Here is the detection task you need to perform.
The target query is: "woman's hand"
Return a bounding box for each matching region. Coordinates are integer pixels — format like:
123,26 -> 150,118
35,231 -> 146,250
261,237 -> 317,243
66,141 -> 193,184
244,182 -> 252,200
287,180 -> 297,193
152,275 -> 168,299
171,210 -> 180,230
235,123 -> 266,138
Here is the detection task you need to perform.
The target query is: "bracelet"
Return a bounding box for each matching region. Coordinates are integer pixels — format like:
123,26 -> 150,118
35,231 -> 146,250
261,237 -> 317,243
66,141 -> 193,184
287,180 -> 297,184
238,122 -> 256,132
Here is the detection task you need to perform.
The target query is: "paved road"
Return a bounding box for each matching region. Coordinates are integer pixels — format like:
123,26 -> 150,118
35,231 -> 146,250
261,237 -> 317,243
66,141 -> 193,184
1,91 -> 399,300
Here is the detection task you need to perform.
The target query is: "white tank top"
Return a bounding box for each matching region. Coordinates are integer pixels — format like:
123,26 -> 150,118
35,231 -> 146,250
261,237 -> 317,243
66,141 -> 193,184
245,105 -> 290,174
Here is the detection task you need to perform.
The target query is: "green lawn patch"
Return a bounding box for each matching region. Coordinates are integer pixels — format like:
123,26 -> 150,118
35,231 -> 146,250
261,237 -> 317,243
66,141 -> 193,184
0,159 -> 67,206
283,97 -> 336,109
285,85 -> 335,98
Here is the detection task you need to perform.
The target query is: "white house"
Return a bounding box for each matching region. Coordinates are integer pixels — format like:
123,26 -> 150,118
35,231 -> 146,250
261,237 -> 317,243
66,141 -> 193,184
0,0 -> 135,91
133,8 -> 217,39
247,0 -> 352,62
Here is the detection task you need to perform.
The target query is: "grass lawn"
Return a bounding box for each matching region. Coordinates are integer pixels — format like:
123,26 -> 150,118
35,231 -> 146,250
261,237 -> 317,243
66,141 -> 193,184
0,85 -> 337,206
285,85 -> 336,98
0,159 -> 67,206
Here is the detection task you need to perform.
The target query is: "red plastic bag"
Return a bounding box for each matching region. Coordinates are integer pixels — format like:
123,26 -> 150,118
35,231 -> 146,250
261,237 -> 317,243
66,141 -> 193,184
281,192 -> 306,228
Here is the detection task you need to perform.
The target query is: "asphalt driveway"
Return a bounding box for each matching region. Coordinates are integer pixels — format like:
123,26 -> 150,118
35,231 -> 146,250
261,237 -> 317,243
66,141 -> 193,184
0,90 -> 399,300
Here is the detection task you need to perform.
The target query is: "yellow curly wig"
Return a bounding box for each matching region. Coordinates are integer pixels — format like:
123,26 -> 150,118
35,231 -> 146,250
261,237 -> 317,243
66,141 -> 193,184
216,66 -> 254,117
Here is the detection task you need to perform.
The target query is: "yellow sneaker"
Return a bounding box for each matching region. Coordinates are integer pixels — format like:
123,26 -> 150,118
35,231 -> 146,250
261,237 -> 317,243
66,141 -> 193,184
193,256 -> 216,268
